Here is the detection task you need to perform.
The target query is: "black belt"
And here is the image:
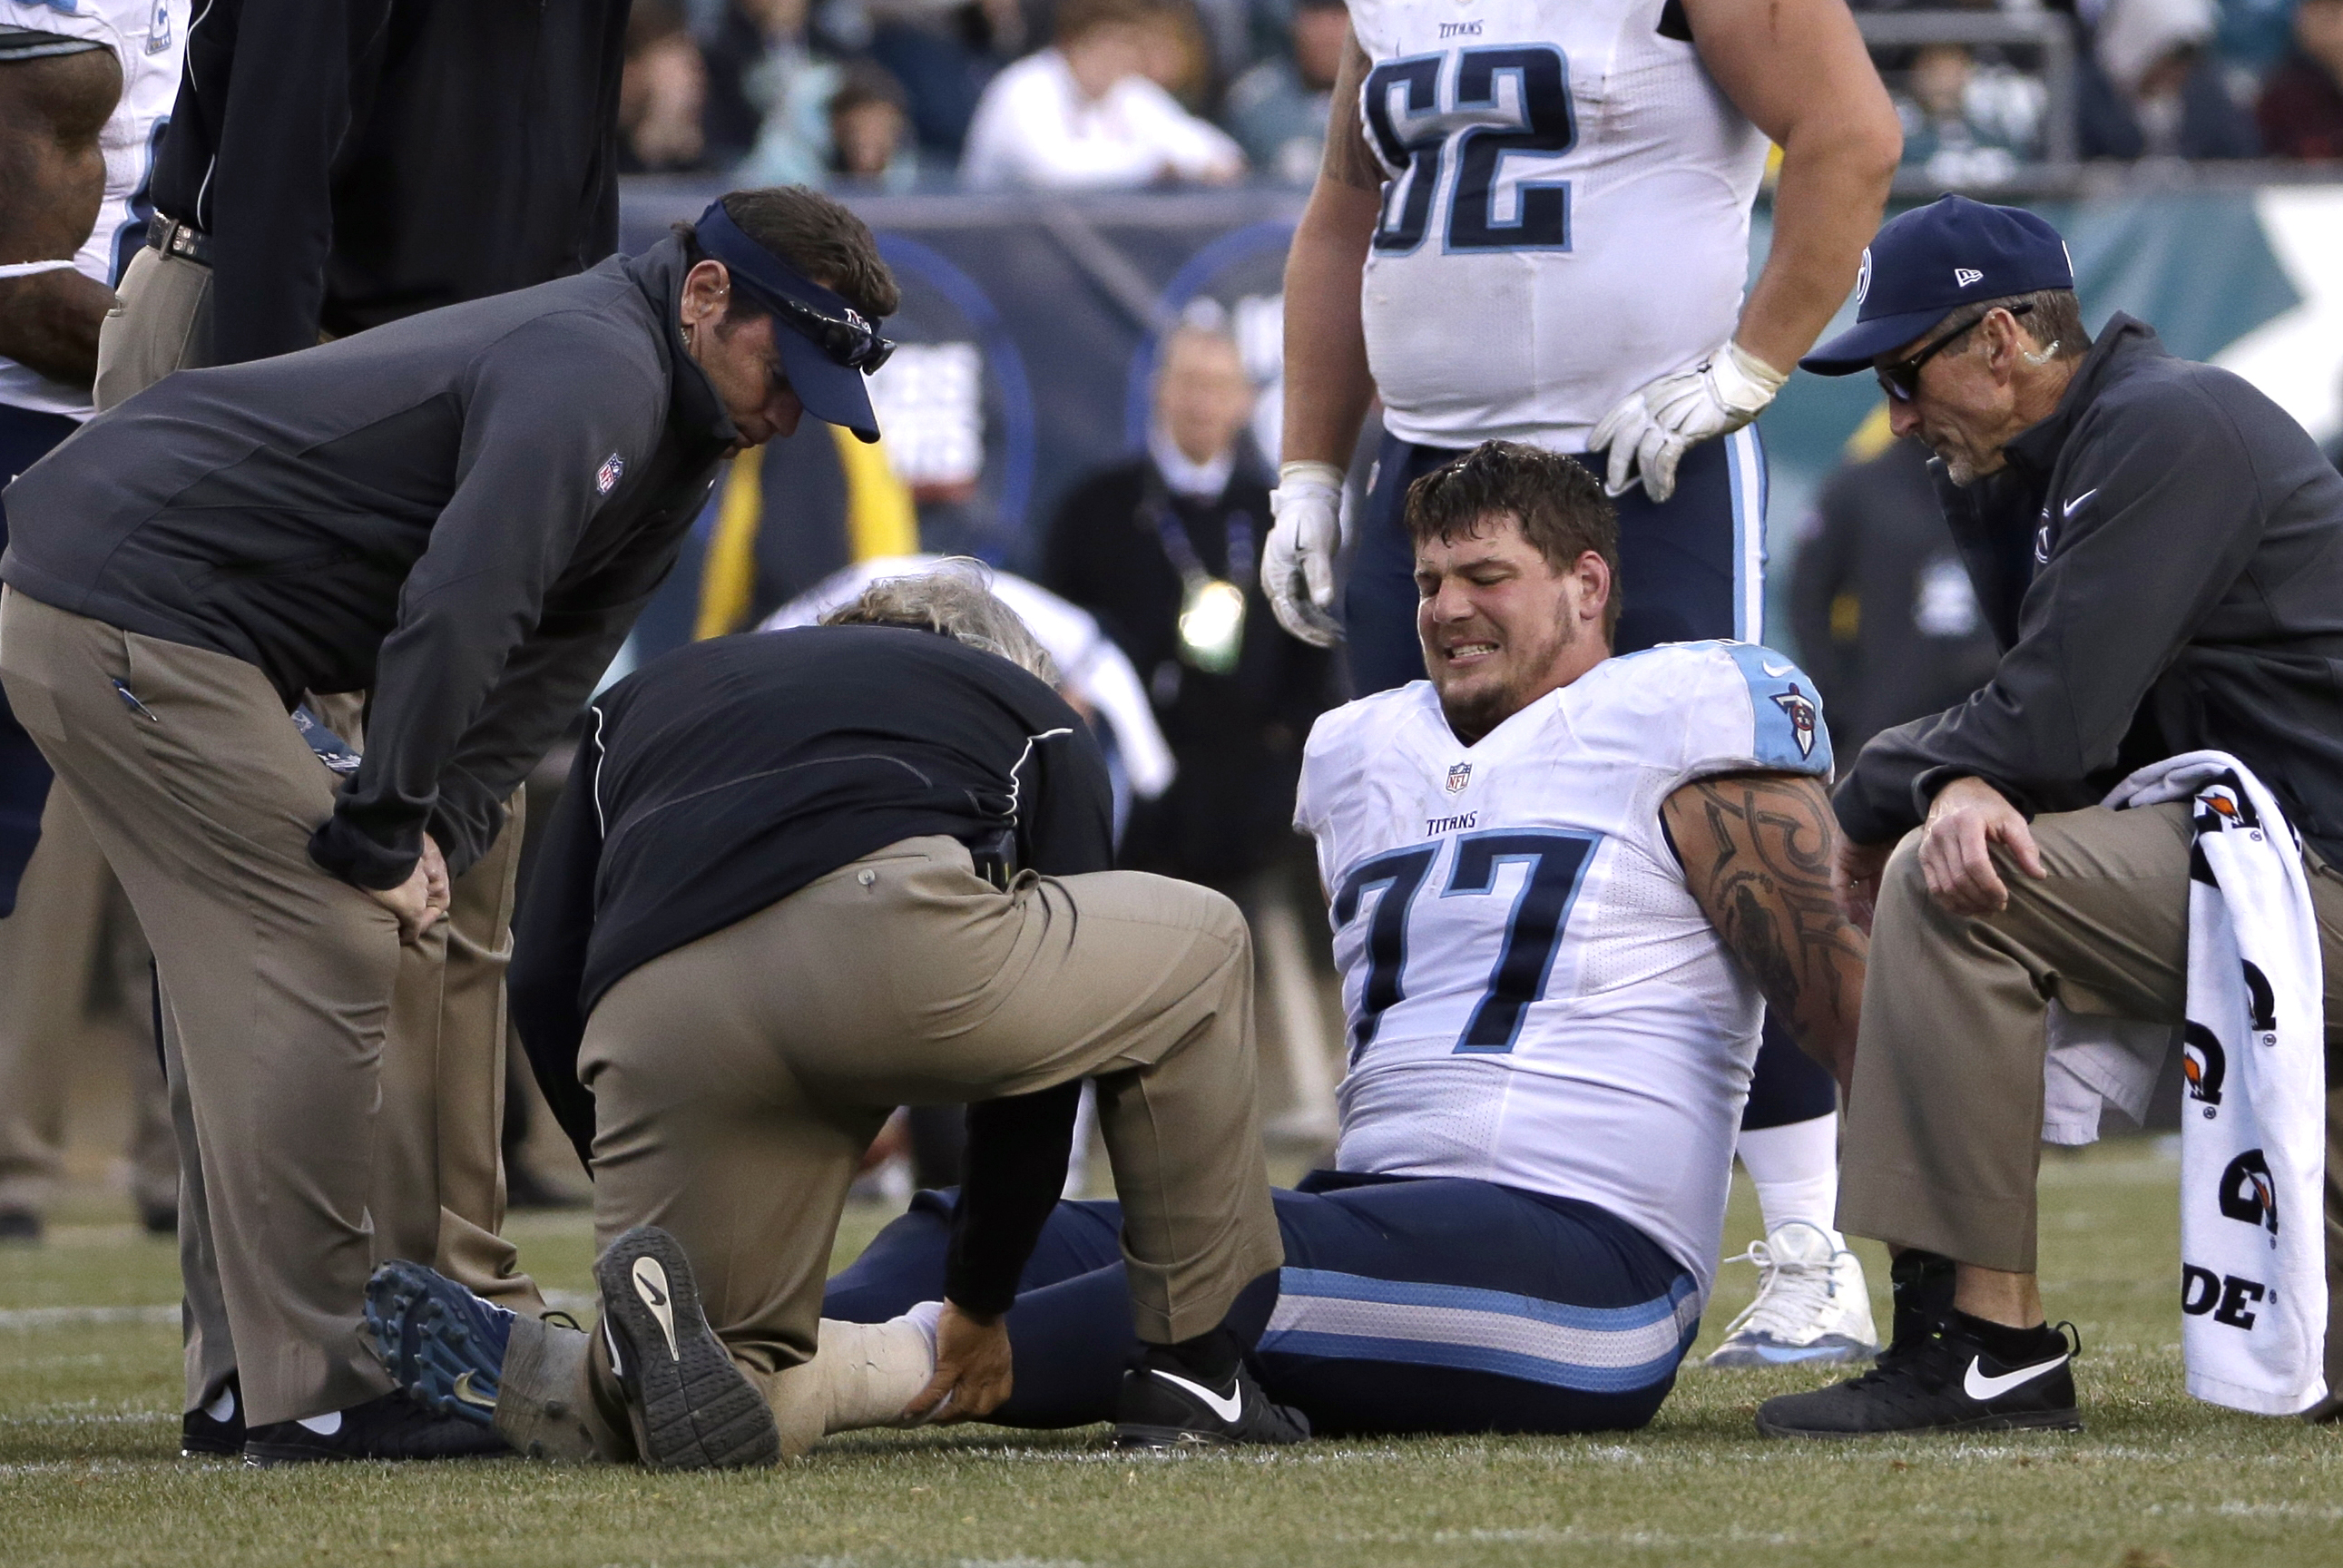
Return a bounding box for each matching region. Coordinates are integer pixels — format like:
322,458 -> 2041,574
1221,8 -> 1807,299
146,214 -> 211,267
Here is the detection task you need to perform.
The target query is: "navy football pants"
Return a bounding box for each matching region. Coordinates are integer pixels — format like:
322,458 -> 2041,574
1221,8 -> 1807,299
826,1173 -> 1698,1436
0,404 -> 74,916
1344,427 -> 1834,1131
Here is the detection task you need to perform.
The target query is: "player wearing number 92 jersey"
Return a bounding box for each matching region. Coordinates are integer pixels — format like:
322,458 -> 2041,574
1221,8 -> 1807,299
1298,637 -> 1830,1300
1348,0 -> 1764,453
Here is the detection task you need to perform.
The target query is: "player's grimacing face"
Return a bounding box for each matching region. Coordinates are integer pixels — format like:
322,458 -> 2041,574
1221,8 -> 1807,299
1414,514 -> 1603,742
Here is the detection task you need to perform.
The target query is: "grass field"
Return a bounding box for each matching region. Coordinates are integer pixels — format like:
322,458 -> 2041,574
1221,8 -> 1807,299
6,1137 -> 2341,1568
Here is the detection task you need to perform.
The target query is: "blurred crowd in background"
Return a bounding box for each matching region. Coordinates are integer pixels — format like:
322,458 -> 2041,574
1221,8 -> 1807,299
615,0 -> 2343,189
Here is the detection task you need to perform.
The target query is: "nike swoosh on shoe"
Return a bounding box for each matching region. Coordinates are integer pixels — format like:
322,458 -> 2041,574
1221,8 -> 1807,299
451,1371 -> 496,1411
632,1256 -> 681,1359
1152,1369 -> 1243,1423
1963,1353 -> 2069,1401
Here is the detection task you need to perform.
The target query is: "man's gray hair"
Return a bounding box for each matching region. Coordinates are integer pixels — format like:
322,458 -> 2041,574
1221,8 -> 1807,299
1958,289 -> 2092,364
819,558 -> 1059,684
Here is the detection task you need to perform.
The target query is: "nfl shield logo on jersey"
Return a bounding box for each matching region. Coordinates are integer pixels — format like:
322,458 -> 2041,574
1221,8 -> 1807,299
1771,687 -> 1819,760
1445,762 -> 1473,796
595,453 -> 625,495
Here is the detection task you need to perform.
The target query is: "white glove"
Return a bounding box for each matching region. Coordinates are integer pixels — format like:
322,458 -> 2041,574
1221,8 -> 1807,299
1587,339 -> 1788,505
1262,460 -> 1347,646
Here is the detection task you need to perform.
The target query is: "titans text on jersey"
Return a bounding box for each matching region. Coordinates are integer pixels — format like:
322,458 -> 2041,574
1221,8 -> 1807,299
1295,639 -> 1832,1299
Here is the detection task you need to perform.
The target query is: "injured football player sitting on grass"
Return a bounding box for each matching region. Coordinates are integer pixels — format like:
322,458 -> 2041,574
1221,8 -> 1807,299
368,442 -> 1873,1450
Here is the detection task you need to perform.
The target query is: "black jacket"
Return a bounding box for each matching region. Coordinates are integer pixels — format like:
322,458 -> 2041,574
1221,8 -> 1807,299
152,0 -> 628,365
1836,316 -> 2343,861
508,625 -> 1113,1316
1,238 -> 737,888
1041,455 -> 1332,888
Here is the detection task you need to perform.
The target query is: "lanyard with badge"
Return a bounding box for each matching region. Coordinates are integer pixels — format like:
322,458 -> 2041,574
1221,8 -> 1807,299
1142,479 -> 1254,676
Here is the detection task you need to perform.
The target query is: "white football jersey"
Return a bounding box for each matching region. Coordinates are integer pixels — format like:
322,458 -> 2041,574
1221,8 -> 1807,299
1348,0 -> 1767,450
1295,641 -> 1831,1297
0,0 -> 184,419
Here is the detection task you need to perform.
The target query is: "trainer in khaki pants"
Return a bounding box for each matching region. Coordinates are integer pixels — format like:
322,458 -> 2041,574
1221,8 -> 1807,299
1760,196 -> 2343,1437
429,584 -> 1300,1468
0,588 -> 404,1422
569,837 -> 1281,1457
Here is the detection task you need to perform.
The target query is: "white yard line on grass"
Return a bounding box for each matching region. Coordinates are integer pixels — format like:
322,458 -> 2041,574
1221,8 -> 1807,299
0,1305 -> 176,1330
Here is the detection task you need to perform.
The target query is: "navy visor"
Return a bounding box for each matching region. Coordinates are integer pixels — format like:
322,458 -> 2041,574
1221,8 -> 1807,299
693,200 -> 892,443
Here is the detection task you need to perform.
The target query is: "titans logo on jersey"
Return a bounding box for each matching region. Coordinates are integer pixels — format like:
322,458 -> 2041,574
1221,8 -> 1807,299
1345,0 -> 1770,450
1294,641 -> 1831,1298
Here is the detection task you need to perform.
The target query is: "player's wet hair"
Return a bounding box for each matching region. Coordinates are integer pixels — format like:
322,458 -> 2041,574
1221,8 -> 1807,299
672,186 -> 900,324
819,558 -> 1060,684
1405,439 -> 1622,642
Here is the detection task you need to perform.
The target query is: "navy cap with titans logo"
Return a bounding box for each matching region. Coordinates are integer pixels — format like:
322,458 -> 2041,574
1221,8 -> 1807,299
1800,195 -> 2075,376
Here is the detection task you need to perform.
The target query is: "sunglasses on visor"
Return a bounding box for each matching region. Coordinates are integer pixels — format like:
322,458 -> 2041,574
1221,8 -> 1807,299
761,288 -> 896,374
1876,299 -> 2033,403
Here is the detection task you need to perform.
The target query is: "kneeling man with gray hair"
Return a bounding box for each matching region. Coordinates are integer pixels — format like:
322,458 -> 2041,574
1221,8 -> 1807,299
366,565 -> 1302,1465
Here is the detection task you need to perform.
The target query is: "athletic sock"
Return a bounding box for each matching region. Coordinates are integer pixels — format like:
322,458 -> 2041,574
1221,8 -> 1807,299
1949,1308 -> 2064,1365
1888,1249 -> 1956,1348
1738,1113 -> 1845,1249
1156,1324 -> 1244,1386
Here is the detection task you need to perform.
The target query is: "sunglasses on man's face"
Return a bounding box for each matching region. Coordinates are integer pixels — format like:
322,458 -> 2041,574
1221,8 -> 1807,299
1876,300 -> 2033,403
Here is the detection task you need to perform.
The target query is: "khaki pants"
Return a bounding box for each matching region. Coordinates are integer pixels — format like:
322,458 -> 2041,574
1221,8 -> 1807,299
0,789 -> 172,1220
0,589 -> 407,1424
1839,802 -> 2343,1393
571,836 -> 1282,1454
372,794 -> 541,1311
93,244 -> 213,411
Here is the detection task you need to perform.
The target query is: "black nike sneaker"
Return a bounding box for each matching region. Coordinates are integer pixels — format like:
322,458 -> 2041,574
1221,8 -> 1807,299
242,1391 -> 512,1465
593,1225 -> 779,1470
1113,1348 -> 1311,1449
364,1259 -> 517,1428
181,1376 -> 243,1457
1755,1315 -> 2083,1438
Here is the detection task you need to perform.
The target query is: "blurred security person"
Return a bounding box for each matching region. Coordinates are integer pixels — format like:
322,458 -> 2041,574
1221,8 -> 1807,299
1262,0 -> 1905,1364
369,569 -> 1299,1466
0,189 -> 899,1463
1760,196 -> 2343,1436
1044,322 -> 1333,894
0,0 -> 183,1240
94,0 -> 630,399
1787,429 -> 2000,759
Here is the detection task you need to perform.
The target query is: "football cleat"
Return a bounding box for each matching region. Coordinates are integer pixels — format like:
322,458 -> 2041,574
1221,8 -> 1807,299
1705,1220 -> 1879,1367
1755,1316 -> 2083,1438
594,1225 -> 779,1470
1113,1349 -> 1310,1449
365,1259 -> 517,1428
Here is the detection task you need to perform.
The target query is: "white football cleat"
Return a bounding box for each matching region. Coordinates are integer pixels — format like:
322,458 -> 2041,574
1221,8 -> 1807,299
1704,1220 -> 1879,1368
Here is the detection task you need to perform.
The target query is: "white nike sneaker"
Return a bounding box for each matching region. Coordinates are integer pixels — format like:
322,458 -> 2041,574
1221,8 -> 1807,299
1704,1220 -> 1879,1368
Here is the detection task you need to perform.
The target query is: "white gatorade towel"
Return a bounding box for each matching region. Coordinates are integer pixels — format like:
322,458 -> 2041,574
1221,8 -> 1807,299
2104,751 -> 2328,1415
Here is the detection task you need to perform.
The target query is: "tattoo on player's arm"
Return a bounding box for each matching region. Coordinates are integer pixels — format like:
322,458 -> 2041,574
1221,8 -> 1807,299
1662,771 -> 1868,1083
1321,34 -> 1384,193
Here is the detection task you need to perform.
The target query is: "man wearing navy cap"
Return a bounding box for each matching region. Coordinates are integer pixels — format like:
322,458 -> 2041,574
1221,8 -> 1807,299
0,185 -> 897,1462
1756,195 -> 2343,1436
